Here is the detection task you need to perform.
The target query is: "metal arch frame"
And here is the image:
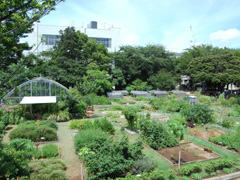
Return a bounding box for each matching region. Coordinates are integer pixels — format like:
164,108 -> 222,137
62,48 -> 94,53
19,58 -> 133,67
4,77 -> 69,99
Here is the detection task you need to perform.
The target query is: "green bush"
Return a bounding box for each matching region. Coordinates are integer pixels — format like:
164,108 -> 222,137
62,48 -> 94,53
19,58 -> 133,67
167,118 -> 185,140
221,118 -> 233,128
9,123 -> 57,142
108,105 -> 123,111
139,116 -> 178,149
184,104 -> 213,124
42,144 -> 59,158
47,110 -> 70,122
0,121 -> 6,134
135,96 -> 147,101
126,79 -> 150,92
94,117 -> 115,134
37,120 -> 58,129
92,96 -> 111,105
178,164 -> 202,176
79,136 -> 144,180
130,158 -> 155,174
0,143 -> 31,179
29,159 -> 66,180
74,128 -> 108,151
122,107 -> 139,130
209,131 -> 240,152
227,111 -> 239,117
69,118 -> 115,134
198,95 -> 215,104
149,97 -> 165,110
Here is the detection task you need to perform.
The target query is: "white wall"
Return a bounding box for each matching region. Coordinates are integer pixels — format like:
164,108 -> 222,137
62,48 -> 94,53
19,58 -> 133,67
26,23 -> 121,54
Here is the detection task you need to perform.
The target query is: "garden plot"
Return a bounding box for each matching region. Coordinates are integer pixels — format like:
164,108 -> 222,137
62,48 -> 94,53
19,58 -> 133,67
140,112 -> 170,122
188,128 -> 227,141
157,142 -> 221,164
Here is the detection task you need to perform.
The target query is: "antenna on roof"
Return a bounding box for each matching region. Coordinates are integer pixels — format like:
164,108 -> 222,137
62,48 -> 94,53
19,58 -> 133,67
190,26 -> 196,47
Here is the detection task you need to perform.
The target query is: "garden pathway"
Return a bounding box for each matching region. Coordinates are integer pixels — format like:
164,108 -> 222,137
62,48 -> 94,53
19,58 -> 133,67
2,125 -> 17,143
57,122 -> 86,180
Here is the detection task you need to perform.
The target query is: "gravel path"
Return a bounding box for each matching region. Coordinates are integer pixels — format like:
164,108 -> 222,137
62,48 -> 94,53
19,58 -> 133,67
57,122 -> 86,180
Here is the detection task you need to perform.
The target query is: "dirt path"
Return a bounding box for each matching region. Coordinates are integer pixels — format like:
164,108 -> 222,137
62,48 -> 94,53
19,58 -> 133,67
57,122 -> 86,180
2,125 -> 17,143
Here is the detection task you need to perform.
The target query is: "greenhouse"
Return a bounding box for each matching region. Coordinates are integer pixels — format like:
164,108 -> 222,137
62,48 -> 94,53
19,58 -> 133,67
3,76 -> 68,104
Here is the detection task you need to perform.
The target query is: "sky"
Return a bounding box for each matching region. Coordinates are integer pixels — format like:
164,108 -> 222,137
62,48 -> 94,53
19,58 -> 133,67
39,0 -> 240,52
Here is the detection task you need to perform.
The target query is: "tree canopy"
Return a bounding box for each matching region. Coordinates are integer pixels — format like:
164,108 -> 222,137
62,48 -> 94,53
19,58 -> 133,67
111,44 -> 177,89
0,0 -> 64,94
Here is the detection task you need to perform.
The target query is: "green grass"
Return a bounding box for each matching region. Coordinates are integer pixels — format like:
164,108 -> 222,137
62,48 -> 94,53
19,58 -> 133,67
142,146 -> 172,170
186,134 -> 240,159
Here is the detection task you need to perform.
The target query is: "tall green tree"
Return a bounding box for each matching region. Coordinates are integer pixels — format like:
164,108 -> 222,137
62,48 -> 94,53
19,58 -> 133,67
0,0 -> 64,94
44,27 -> 111,88
111,44 -> 176,89
188,49 -> 240,92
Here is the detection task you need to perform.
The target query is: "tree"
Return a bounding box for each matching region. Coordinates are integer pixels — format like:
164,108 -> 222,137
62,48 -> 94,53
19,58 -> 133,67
111,45 -> 176,88
176,44 -> 216,75
148,69 -> 179,90
44,27 -> 111,87
188,50 -> 240,92
0,0 -> 64,91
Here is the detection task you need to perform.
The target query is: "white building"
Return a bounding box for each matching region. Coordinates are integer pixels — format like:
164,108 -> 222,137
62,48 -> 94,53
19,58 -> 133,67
26,21 -> 121,53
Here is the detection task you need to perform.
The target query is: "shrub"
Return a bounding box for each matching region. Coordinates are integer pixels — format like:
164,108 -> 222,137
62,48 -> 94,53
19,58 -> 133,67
37,120 -> 58,130
139,116 -> 178,149
126,79 -> 150,92
29,159 -> 66,180
149,97 -> 165,110
108,105 -> 123,111
69,118 -> 115,134
227,111 -> 239,117
198,95 -> 215,104
130,158 -> 155,174
74,128 -> 108,151
0,121 -> 5,134
9,123 -> 57,142
9,138 -> 34,153
94,117 -> 115,135
47,111 -> 70,122
0,143 -> 31,179
79,136 -> 144,180
92,96 -> 111,105
106,113 -> 120,118
42,144 -> 59,158
122,107 -> 139,130
178,163 -> 202,176
221,118 -> 233,128
167,118 -> 185,140
209,131 -> 240,152
135,96 -> 147,101
184,104 -> 213,124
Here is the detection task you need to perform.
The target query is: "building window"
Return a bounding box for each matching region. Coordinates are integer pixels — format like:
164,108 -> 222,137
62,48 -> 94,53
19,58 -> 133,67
90,37 -> 112,48
42,34 -> 61,46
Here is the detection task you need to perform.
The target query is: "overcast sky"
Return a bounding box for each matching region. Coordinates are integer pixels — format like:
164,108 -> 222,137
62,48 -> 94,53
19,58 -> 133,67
39,0 -> 240,52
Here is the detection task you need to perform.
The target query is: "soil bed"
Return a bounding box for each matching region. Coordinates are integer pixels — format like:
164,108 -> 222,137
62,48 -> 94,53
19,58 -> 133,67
157,142 -> 221,164
188,128 -> 240,154
188,128 -> 226,141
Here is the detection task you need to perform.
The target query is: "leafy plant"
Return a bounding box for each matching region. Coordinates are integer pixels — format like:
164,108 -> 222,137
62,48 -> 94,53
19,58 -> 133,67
183,104 -> 213,124
130,158 -> 155,174
42,144 -> 59,158
9,123 -> 57,142
92,96 -> 112,105
29,159 -> 67,180
122,107 -> 139,130
139,116 -> 178,149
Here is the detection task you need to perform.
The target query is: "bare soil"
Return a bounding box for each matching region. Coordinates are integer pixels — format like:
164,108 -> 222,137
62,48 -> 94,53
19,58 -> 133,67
157,142 -> 221,164
188,128 -> 226,141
